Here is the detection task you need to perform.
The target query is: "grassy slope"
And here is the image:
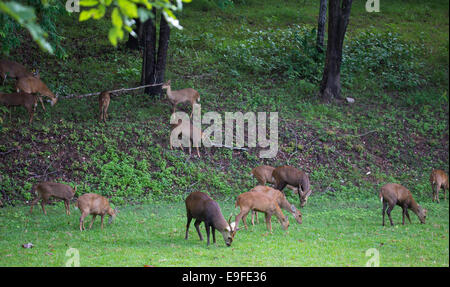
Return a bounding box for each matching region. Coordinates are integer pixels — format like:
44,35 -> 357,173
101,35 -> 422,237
0,0 -> 449,266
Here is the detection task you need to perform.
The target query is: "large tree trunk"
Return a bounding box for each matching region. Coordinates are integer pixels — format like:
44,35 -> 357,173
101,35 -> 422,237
319,0 -> 352,101
142,8 -> 157,93
149,14 -> 170,96
316,0 -> 327,53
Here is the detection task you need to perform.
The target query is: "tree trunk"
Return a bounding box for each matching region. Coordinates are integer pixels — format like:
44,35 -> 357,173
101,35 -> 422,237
142,8 -> 157,94
126,19 -> 143,50
319,0 -> 352,101
150,14 -> 170,96
316,0 -> 327,53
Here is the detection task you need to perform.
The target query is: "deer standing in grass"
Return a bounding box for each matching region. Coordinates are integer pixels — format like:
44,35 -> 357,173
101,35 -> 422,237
379,183 -> 427,226
76,193 -> 117,231
0,92 -> 37,124
0,59 -> 38,85
234,190 -> 289,232
249,185 -> 302,226
430,169 -> 448,203
29,182 -> 76,215
98,91 -> 111,123
162,80 -> 200,117
16,76 -> 57,111
185,191 -> 236,246
273,165 -> 312,207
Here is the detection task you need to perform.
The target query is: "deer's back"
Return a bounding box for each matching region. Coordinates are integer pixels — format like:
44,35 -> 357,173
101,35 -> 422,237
37,182 -> 74,199
77,193 -> 110,215
0,60 -> 31,78
185,192 -> 217,221
381,183 -> 413,205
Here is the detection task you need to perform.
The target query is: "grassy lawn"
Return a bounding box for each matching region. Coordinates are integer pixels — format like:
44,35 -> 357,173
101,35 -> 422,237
0,197 -> 448,267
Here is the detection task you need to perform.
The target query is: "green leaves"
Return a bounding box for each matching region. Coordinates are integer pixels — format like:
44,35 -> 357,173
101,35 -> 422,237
78,0 -> 190,47
0,0 -> 53,53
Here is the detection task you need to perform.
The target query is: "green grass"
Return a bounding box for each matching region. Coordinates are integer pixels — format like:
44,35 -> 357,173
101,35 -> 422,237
0,197 -> 448,267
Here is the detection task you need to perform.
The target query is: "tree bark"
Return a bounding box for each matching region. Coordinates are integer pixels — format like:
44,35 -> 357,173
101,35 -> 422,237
316,0 -> 327,53
150,14 -> 170,96
142,8 -> 157,93
319,0 -> 352,101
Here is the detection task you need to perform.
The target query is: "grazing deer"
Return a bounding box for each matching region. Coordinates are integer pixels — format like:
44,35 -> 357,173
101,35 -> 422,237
250,185 -> 302,226
234,191 -> 289,232
0,92 -> 37,124
273,165 -> 312,207
76,193 -> 117,231
29,182 -> 76,215
16,76 -> 57,111
185,191 -> 236,246
430,169 -> 448,203
251,165 -> 298,192
162,80 -> 200,117
98,91 -> 111,123
0,59 -> 38,85
380,183 -> 427,226
170,118 -> 206,157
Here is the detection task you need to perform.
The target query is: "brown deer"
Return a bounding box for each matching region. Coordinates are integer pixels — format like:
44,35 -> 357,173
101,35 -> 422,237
170,118 -> 206,157
162,80 -> 200,117
380,183 -> 427,226
234,190 -> 289,232
76,193 -> 117,231
0,59 -> 38,85
185,191 -> 236,246
29,182 -> 76,215
0,92 -> 37,124
430,169 -> 448,203
250,185 -> 302,226
16,76 -> 57,111
251,165 -> 298,192
98,91 -> 111,123
273,165 -> 312,207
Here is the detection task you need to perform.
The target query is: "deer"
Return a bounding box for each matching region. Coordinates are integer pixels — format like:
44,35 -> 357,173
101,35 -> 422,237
185,191 -> 237,247
251,165 -> 298,192
249,185 -> 302,226
0,59 -> 38,85
98,91 -> 111,123
16,76 -> 57,111
272,165 -> 312,208
430,169 -> 448,203
0,92 -> 37,124
162,80 -> 200,117
170,118 -> 206,157
234,190 -> 289,233
76,193 -> 117,231
29,182 -> 76,215
379,183 -> 427,226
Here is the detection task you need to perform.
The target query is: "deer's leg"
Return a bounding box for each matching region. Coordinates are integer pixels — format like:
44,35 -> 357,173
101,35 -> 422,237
265,212 -> 273,233
194,219 -> 203,241
251,210 -> 256,225
382,201 -> 387,226
405,209 -> 412,224
234,208 -> 249,230
38,96 -> 46,111
444,185 -> 447,201
401,206 -> 406,225
386,204 -> 395,226
205,222 -> 211,246
89,215 -> 97,229
40,196 -> 49,215
29,195 -> 41,214
185,215 -> 193,239
435,184 -> 440,203
211,226 -> 216,244
65,199 -> 71,215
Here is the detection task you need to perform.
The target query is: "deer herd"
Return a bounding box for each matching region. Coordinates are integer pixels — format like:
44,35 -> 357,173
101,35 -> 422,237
1,59 -> 449,247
